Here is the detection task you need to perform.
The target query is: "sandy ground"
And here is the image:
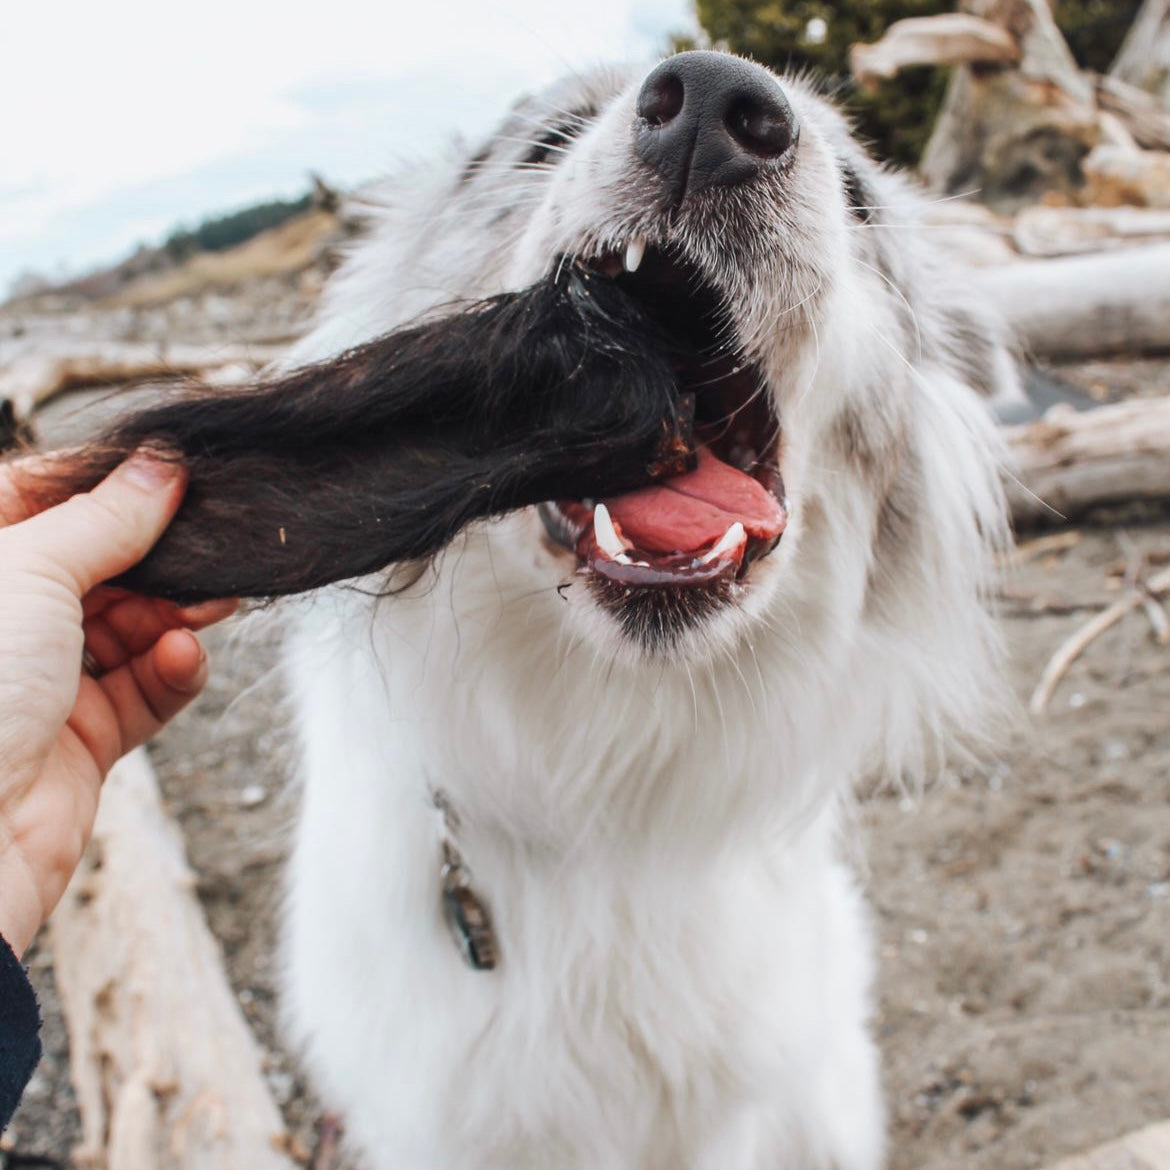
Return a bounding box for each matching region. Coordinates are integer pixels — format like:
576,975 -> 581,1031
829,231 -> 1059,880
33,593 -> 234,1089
2,294 -> 1168,1169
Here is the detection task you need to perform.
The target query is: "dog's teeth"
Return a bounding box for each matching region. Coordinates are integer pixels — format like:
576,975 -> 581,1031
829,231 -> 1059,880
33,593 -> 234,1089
700,522 -> 747,565
623,238 -> 646,274
592,502 -> 631,562
593,503 -> 626,558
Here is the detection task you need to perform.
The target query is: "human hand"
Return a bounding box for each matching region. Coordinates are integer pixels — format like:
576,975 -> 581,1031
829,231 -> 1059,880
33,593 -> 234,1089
0,451 -> 237,958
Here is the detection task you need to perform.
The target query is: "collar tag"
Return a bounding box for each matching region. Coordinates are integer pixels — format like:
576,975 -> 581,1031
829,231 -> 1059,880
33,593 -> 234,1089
433,789 -> 499,972
442,868 -> 499,971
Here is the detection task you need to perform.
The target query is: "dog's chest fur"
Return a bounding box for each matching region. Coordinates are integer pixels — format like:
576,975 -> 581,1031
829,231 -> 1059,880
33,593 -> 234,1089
282,564 -> 882,1169
280,538 -> 884,1170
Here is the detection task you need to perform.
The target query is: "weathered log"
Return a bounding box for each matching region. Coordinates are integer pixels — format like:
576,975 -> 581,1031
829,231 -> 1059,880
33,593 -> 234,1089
921,199 -> 1021,265
977,243 -> 1170,358
0,342 -> 284,424
1097,74 -> 1170,151
850,14 -> 1019,86
1083,143 -> 1170,208
920,0 -> 1100,206
49,750 -> 297,1170
1046,1117 -> 1170,1169
1013,205 -> 1170,255
1110,0 -> 1170,106
1004,397 -> 1170,524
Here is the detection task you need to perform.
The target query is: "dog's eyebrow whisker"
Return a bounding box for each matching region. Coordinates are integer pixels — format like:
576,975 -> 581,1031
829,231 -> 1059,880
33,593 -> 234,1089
513,102 -> 595,125
509,105 -> 599,139
448,164 -> 550,185
509,120 -> 590,145
493,135 -> 577,155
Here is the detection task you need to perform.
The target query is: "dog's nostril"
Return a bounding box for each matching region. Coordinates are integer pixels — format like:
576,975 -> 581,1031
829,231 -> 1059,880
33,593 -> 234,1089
725,97 -> 795,160
637,74 -> 685,127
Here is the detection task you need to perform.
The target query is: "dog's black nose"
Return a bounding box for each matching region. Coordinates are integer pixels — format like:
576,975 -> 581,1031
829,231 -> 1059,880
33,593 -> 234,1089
635,51 -> 797,202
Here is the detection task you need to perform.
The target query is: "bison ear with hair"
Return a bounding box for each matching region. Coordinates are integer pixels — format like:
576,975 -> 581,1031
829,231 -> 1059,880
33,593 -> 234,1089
9,266 -> 694,605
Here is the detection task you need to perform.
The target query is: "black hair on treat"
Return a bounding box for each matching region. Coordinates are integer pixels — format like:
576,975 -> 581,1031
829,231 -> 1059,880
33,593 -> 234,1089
13,264 -> 694,603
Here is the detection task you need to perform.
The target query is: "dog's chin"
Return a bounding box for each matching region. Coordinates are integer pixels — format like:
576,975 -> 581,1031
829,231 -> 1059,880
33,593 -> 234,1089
540,523 -> 787,663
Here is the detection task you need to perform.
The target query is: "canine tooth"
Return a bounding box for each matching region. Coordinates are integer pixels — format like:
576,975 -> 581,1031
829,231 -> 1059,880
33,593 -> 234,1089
700,522 -> 747,565
624,237 -> 646,274
593,503 -> 629,560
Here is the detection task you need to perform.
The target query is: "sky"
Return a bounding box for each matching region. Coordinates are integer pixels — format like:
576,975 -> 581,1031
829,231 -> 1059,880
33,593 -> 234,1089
0,0 -> 697,295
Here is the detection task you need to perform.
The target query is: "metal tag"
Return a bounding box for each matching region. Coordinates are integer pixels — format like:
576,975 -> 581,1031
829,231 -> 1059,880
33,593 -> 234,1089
442,878 -> 499,971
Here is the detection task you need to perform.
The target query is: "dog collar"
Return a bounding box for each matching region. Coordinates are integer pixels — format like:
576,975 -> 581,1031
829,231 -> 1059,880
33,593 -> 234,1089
432,788 -> 499,971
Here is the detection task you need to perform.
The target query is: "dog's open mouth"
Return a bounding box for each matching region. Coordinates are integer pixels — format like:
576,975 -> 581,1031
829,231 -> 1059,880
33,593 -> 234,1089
540,245 -> 787,590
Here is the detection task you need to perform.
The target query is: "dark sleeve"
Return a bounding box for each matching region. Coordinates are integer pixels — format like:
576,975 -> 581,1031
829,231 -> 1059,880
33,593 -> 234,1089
0,933 -> 42,1133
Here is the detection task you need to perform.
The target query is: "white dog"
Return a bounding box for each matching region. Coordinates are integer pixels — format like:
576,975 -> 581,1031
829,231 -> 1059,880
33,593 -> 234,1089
276,52 -> 1014,1169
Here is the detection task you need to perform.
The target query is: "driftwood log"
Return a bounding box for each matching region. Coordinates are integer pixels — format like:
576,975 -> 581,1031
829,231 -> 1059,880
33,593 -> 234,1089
1004,397 -> 1170,524
1047,1117 -> 1170,1169
1083,142 -> 1170,208
977,243 -> 1170,358
0,342 -> 285,426
1111,0 -> 1170,106
920,0 -> 1100,205
851,3 -> 1170,208
49,750 -> 297,1170
1096,74 -> 1170,152
1011,205 -> 1170,256
850,14 -> 1020,86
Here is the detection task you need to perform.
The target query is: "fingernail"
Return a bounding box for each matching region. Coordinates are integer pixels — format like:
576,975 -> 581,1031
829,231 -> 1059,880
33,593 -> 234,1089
180,628 -> 207,665
122,448 -> 181,490
172,631 -> 208,693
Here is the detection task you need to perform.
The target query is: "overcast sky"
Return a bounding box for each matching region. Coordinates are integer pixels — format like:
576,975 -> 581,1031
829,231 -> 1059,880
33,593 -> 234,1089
1,0 -> 696,294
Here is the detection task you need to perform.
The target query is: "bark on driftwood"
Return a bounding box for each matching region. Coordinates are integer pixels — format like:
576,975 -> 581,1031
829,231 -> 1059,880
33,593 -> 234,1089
1046,1117 -> 1170,1169
977,243 -> 1170,358
1110,0 -> 1170,106
1004,397 -> 1170,524
49,750 -> 297,1170
920,0 -> 1100,206
850,14 -> 1020,86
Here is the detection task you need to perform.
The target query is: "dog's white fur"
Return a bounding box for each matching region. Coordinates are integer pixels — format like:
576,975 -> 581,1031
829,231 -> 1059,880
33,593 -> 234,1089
278,57 -> 1013,1169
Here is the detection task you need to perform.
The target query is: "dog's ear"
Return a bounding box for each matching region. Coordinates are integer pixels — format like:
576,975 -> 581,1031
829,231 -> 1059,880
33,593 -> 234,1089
12,268 -> 694,604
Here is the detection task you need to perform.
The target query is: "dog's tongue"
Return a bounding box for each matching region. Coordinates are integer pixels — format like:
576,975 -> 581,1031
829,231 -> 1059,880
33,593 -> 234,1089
605,446 -> 785,553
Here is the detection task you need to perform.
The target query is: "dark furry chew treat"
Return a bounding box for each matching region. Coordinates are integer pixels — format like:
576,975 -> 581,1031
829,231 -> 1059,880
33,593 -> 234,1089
16,265 -> 695,603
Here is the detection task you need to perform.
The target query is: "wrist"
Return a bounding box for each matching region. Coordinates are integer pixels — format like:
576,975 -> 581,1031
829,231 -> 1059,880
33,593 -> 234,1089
0,846 -> 45,959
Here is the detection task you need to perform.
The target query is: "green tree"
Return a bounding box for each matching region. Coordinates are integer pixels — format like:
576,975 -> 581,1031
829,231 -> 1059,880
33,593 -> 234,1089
1054,0 -> 1143,72
162,193 -> 313,260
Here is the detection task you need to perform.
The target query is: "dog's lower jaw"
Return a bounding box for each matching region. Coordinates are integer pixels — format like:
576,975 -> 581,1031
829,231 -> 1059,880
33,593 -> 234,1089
281,589 -> 885,1170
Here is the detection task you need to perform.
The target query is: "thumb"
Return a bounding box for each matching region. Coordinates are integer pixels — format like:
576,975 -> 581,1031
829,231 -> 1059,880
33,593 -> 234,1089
8,450 -> 187,597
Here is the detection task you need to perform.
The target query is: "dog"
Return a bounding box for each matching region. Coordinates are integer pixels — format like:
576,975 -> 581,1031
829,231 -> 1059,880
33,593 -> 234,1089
28,50 -> 1017,1169
275,52 -> 1015,1169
